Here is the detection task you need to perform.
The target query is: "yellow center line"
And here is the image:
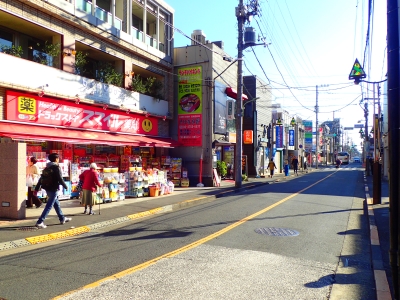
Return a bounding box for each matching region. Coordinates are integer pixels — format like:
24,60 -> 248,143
53,172 -> 334,300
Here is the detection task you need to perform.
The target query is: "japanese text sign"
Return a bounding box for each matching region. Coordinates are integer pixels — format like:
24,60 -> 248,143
5,90 -> 158,135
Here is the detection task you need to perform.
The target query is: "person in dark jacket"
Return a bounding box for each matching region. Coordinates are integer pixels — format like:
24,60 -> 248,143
34,153 -> 71,229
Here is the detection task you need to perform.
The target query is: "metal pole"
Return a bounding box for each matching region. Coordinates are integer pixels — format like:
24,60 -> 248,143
387,0 -> 399,296
365,102 -> 370,176
235,0 -> 244,188
315,85 -> 319,169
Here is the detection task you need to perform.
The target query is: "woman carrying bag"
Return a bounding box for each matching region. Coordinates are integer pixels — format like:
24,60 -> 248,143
79,163 -> 102,215
26,157 -> 42,208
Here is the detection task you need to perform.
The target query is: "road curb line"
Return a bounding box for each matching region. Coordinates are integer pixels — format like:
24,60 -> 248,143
364,173 -> 392,300
0,182 -> 267,252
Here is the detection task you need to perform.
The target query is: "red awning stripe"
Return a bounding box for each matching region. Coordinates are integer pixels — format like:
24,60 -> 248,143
0,122 -> 180,148
225,87 -> 248,100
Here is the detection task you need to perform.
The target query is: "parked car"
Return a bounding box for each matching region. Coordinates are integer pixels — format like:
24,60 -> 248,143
353,157 -> 361,163
337,152 -> 350,165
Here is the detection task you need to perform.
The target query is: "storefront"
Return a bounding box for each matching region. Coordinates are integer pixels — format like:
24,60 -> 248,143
0,89 -> 183,206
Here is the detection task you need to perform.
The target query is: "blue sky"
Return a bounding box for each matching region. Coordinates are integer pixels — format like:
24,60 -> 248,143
166,0 -> 387,145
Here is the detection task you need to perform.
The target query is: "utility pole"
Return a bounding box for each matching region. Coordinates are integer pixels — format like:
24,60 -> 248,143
235,0 -> 259,188
387,0 -> 399,294
364,102 -> 370,176
235,0 -> 245,188
315,85 -> 319,169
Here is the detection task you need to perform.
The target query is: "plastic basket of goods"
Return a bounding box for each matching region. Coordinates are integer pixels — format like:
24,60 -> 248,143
149,185 -> 160,197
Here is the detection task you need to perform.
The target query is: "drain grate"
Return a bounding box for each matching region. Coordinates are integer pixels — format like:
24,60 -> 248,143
255,227 -> 299,236
17,227 -> 39,232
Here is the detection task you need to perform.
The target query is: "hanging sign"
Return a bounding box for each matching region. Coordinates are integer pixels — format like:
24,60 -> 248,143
243,130 -> 253,144
289,129 -> 294,146
348,58 -> 366,83
276,126 -> 283,148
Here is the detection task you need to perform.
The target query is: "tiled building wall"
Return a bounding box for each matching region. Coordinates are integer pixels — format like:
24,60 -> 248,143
0,143 -> 27,219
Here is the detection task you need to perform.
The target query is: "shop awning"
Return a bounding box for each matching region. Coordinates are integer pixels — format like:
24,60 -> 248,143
225,87 -> 248,100
0,122 -> 181,148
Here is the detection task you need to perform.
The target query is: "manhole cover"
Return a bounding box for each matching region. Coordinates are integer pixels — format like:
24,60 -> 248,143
255,227 -> 299,236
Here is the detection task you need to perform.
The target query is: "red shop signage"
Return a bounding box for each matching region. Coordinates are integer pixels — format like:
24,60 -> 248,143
5,90 -> 158,135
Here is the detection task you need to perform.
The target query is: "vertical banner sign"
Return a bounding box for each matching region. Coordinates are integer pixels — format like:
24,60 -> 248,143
243,130 -> 253,144
289,129 -> 294,146
303,120 -> 313,151
177,66 -> 202,146
276,126 -> 283,148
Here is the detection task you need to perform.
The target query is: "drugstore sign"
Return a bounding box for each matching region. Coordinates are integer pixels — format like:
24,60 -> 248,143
5,90 -> 158,135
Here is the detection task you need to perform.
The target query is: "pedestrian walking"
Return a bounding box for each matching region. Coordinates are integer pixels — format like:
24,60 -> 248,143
292,157 -> 299,176
79,163 -> 102,215
268,158 -> 277,178
34,153 -> 71,229
304,159 -> 308,173
26,157 -> 42,208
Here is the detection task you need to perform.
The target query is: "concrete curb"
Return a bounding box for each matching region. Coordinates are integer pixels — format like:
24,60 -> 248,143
364,173 -> 392,300
0,182 -> 267,252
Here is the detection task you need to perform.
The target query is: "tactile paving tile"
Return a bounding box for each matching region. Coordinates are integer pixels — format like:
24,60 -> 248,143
11,239 -> 31,247
0,242 -> 17,251
127,207 -> 163,220
65,226 -> 90,236
26,234 -> 55,245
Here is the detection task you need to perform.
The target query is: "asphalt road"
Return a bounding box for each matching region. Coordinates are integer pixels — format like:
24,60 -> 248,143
0,166 -> 375,300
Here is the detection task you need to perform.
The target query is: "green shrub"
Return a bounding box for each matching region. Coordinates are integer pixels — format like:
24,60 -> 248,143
216,161 -> 227,178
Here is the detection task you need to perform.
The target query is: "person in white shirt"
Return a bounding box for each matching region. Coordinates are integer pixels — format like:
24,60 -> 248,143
26,157 -> 42,208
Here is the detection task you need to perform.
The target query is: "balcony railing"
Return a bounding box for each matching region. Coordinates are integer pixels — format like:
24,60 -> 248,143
74,0 -> 166,53
76,0 -> 122,30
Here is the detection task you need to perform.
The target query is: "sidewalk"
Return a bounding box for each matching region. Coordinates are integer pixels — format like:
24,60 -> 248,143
364,173 -> 393,300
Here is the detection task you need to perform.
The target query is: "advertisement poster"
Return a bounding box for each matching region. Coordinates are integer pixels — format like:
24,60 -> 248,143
289,129 -> 294,146
5,90 -> 158,135
303,120 -> 313,151
177,66 -> 202,146
178,114 -> 202,147
276,126 -> 283,148
214,81 -> 228,134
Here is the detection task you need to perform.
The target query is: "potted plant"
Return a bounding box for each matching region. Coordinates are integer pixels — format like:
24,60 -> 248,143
96,62 -> 123,86
73,51 -> 88,75
0,45 -> 23,57
127,75 -> 163,99
33,41 -> 61,67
